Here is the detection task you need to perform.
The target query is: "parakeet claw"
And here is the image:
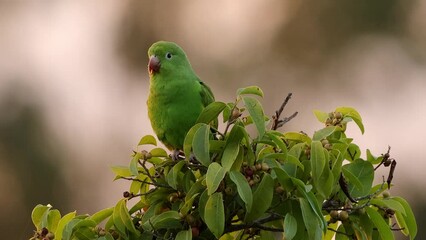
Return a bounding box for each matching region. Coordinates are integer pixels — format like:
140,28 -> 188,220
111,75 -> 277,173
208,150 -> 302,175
170,150 -> 185,161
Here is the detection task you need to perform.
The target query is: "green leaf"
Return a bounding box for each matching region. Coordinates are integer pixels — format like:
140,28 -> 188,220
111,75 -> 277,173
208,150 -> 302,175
205,192 -> 225,238
183,123 -> 204,158
89,207 -> 113,224
138,135 -> 157,146
198,189 -> 209,222
206,162 -> 226,195
345,143 -> 361,161
313,126 -> 339,141
284,213 -> 297,240
175,229 -> 192,240
313,110 -> 329,123
237,86 -> 264,97
192,123 -> 211,167
229,171 -> 253,212
284,132 -> 312,144
299,198 -> 321,240
130,152 -> 141,176
166,160 -> 186,190
342,159 -> 374,197
55,211 -> 76,240
180,193 -> 199,216
185,177 -> 206,202
365,206 -> 394,240
197,101 -> 226,124
265,132 -> 288,158
273,167 -> 294,190
150,211 -> 181,230
150,147 -> 168,157
294,182 -> 327,231
47,209 -> 61,233
242,96 -> 266,137
110,166 -> 132,178
245,173 -> 273,222
113,199 -> 138,235
221,126 -> 244,171
341,168 -> 363,193
31,204 -> 51,230
335,107 -> 364,134
71,219 -> 97,240
392,196 -> 417,239
62,218 -> 81,240
310,141 -> 325,186
370,198 -> 405,215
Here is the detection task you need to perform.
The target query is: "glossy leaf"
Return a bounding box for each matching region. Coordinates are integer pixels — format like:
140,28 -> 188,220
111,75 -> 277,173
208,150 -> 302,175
310,141 -> 325,186
205,192 -> 225,238
129,152 -> 141,176
242,96 -> 265,137
370,198 -> 405,215
110,166 -> 132,179
113,199 -> 138,235
206,162 -> 226,195
229,171 -> 253,212
180,193 -> 199,216
89,207 -> 113,224
176,229 -> 192,240
183,123 -> 204,158
192,123 -> 211,167
245,173 -> 273,221
150,211 -> 181,230
221,125 -> 244,171
237,85 -> 264,97
342,159 -> 374,197
266,131 -> 288,158
47,209 -> 61,233
166,160 -> 186,190
197,101 -> 226,124
284,213 -> 297,240
313,126 -> 339,141
335,107 -> 364,134
313,110 -> 329,123
393,196 -> 417,239
284,132 -> 312,144
55,211 -> 76,240
299,198 -> 321,240
138,135 -> 157,146
150,147 -> 168,157
31,204 -> 50,230
365,206 -> 394,240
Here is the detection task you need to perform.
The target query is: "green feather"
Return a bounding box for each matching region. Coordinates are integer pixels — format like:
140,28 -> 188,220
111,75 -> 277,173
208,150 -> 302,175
147,41 -> 215,150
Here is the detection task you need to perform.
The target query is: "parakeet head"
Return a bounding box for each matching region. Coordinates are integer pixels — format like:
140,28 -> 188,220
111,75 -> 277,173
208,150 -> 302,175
148,41 -> 193,77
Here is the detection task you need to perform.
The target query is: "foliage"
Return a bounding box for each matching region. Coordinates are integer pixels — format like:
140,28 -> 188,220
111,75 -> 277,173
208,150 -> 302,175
31,86 -> 417,240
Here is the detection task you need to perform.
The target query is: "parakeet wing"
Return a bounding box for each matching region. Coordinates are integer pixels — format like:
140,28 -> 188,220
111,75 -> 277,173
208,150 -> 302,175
199,80 -> 215,107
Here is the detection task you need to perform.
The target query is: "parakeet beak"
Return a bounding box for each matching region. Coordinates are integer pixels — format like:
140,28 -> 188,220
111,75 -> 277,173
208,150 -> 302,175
148,55 -> 161,74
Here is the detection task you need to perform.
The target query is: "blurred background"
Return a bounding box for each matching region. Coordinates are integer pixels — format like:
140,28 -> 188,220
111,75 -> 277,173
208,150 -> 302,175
1,1 -> 425,239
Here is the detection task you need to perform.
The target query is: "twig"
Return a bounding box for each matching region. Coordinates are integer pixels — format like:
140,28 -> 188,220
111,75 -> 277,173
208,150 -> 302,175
224,213 -> 283,233
327,228 -> 353,237
139,158 -> 157,184
271,93 -> 298,130
119,176 -> 171,188
339,173 -> 358,203
374,146 -> 391,170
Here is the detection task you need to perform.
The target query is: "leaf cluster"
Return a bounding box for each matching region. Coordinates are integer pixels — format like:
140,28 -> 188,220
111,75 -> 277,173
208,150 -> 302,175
30,86 -> 417,240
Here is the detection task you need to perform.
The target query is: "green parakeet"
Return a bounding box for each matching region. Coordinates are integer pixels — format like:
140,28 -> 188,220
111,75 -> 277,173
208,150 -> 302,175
147,41 -> 215,154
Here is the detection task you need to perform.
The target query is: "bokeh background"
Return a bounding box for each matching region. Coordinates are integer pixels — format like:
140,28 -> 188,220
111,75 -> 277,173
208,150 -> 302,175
1,1 -> 425,239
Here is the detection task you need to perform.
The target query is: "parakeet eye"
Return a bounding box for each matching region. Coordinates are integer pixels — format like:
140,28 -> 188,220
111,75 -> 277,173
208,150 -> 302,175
165,52 -> 173,60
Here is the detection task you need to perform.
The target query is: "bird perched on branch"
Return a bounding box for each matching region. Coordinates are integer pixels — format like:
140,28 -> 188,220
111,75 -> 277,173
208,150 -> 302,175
147,41 -> 215,159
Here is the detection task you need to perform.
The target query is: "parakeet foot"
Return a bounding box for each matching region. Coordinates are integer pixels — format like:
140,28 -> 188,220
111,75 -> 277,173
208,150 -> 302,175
170,150 -> 185,161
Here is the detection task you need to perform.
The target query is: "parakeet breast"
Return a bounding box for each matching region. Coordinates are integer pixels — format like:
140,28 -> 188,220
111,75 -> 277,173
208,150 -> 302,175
147,79 -> 203,150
